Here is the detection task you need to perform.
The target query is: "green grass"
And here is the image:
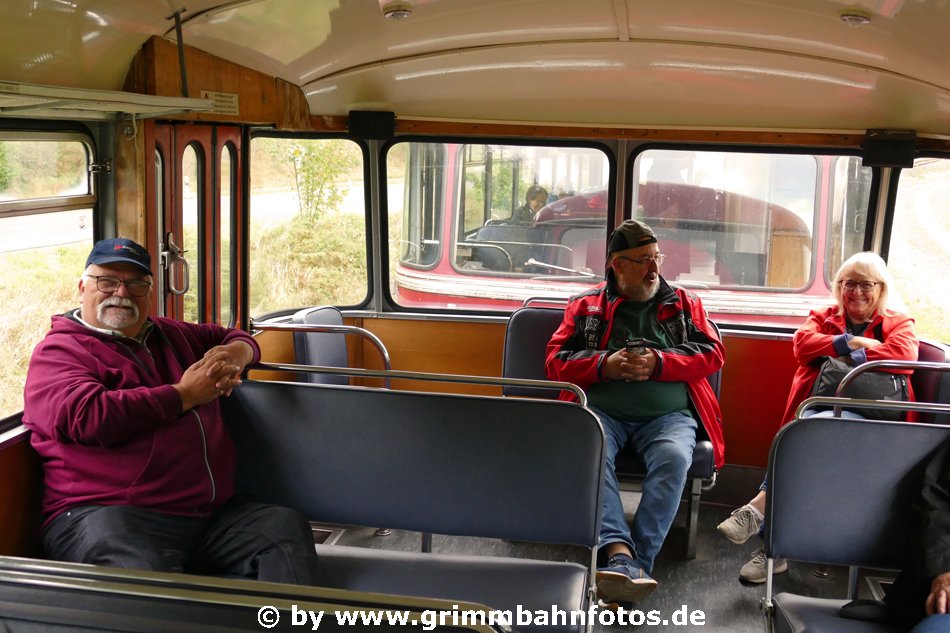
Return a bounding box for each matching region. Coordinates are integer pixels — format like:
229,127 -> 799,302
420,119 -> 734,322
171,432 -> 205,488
0,243 -> 88,418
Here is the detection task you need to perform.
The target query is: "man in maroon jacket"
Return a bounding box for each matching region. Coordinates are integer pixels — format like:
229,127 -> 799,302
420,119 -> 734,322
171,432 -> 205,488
23,237 -> 321,585
546,220 -> 724,605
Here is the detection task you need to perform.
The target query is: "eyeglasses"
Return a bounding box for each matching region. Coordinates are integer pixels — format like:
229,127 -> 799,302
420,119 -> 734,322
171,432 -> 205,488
617,253 -> 665,267
840,279 -> 878,293
85,275 -> 152,297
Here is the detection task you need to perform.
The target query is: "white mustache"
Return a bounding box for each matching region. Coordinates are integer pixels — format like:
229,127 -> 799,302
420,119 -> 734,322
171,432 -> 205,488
97,296 -> 139,321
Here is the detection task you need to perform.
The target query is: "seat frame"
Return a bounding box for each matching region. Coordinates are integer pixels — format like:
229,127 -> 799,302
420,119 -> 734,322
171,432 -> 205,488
764,412 -> 950,633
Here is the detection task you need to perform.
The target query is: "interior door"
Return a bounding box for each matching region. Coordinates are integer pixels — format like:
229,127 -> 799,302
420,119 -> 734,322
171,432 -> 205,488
148,123 -> 243,324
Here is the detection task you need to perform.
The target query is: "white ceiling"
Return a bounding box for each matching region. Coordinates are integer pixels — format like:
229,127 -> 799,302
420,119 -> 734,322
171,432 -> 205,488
0,0 -> 948,134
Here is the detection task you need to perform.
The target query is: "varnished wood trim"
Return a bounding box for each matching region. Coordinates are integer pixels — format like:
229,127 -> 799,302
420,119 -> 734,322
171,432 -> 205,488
124,36 -> 311,129
0,430 -> 43,557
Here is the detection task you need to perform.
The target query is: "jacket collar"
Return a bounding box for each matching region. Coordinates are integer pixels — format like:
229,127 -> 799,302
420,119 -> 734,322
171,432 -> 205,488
67,308 -> 153,342
606,274 -> 679,307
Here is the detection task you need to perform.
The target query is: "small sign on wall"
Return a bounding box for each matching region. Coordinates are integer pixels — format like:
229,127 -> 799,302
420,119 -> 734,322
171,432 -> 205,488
200,90 -> 239,115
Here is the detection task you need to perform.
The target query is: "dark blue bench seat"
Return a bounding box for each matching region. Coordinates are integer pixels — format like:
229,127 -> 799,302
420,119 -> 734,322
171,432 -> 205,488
222,379 -> 606,632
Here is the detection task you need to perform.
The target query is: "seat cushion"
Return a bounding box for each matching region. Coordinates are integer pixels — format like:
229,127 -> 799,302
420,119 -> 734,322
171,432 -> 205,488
316,544 -> 589,632
773,593 -> 910,633
615,439 -> 714,480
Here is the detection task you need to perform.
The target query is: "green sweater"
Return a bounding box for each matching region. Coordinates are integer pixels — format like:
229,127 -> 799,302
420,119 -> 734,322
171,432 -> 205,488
587,298 -> 692,422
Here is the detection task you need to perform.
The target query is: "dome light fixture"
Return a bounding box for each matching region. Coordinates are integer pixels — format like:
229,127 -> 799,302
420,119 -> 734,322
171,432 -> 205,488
382,1 -> 412,20
840,8 -> 872,26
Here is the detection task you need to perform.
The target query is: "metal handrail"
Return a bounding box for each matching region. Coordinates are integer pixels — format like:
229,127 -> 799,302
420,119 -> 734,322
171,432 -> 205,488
794,359 -> 950,418
836,359 -> 949,396
251,322 -> 392,371
248,362 -> 588,407
522,296 -> 568,308
796,396 -> 950,420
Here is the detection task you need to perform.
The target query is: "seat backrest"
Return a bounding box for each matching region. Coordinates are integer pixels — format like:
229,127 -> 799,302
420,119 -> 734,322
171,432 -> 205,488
0,556 -> 503,633
914,339 -> 950,424
766,416 -> 950,569
502,307 -> 565,398
224,380 -> 605,548
291,306 -> 348,385
470,243 -> 512,271
502,305 -> 722,399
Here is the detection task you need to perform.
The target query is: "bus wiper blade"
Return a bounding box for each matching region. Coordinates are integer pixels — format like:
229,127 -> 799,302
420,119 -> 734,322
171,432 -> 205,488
525,258 -> 597,277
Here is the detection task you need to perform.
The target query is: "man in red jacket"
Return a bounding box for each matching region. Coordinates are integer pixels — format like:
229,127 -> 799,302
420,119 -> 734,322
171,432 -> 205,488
23,237 -> 321,585
546,220 -> 724,604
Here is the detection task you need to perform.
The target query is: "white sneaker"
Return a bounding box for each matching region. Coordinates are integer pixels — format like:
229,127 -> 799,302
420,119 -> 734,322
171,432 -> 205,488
717,504 -> 764,544
739,548 -> 788,584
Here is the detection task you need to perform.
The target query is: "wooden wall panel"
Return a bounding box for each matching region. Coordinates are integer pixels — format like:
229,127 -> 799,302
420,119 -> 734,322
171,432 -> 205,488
124,36 -> 311,129
0,434 -> 43,557
251,317 -> 506,395
247,330 -> 297,382
352,318 -> 507,395
113,122 -> 147,244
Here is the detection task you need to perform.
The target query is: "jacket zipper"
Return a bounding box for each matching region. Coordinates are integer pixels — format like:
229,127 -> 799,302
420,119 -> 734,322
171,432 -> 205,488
191,409 -> 216,506
122,331 -> 217,509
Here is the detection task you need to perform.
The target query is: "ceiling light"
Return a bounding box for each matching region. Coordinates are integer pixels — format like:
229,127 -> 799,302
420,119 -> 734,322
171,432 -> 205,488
840,8 -> 872,26
382,2 -> 412,20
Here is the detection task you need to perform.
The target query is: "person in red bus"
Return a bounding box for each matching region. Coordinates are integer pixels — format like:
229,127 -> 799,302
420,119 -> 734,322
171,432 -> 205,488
510,184 -> 549,223
545,220 -> 725,604
23,238 -> 322,585
717,251 -> 918,584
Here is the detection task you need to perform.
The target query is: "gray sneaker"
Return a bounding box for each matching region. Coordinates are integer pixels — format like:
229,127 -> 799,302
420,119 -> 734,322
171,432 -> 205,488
717,504 -> 763,544
739,548 -> 788,584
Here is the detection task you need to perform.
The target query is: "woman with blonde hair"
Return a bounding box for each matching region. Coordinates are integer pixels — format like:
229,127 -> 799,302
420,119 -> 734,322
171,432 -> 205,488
717,251 -> 918,583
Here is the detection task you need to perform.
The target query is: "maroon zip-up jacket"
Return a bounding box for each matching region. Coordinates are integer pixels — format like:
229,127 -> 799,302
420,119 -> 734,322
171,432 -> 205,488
23,311 -> 260,527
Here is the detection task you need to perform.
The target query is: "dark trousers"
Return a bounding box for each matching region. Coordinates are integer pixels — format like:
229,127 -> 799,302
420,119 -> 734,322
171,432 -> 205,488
43,497 -> 322,586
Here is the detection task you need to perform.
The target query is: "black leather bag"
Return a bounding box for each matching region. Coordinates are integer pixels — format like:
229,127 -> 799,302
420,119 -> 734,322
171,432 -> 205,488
810,356 -> 909,420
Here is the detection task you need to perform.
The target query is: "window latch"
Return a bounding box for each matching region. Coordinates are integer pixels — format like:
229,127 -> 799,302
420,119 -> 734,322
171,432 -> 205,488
88,160 -> 113,175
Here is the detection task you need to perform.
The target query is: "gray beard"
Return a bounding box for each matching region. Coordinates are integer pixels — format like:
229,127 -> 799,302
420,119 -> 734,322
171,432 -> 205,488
97,297 -> 139,330
622,279 -> 660,303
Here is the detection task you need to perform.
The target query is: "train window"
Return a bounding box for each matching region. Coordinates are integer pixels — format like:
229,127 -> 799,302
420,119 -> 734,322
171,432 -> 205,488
631,149 -> 822,290
388,140 -> 611,311
825,156 -> 872,278
219,144 -> 234,326
248,136 -> 365,317
389,142 -> 444,271
627,149 -> 876,327
892,158 -> 950,341
181,143 -> 202,323
0,134 -> 94,419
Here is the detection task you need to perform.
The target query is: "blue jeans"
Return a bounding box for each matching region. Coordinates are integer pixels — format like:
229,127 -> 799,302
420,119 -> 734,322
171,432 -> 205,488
594,408 -> 697,574
911,615 -> 950,633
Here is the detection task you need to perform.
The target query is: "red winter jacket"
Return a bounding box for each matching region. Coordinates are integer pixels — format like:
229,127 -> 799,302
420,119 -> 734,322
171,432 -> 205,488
545,278 -> 726,469
779,305 -> 918,426
23,312 -> 260,526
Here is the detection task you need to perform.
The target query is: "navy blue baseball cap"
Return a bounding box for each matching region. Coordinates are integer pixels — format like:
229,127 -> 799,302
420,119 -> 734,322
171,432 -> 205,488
85,238 -> 152,274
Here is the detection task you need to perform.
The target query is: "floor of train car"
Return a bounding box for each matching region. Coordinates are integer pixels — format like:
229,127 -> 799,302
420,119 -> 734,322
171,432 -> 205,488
323,492 -> 874,633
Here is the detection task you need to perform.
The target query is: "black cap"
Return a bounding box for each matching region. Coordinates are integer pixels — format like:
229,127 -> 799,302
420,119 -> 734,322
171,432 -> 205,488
85,238 -> 152,274
607,220 -> 658,255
